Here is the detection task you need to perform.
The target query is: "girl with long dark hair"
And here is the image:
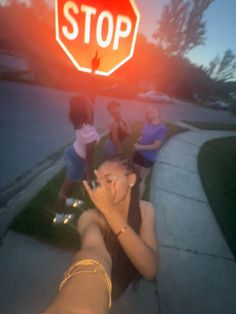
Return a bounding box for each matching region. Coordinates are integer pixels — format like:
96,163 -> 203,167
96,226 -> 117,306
45,154 -> 158,313
81,154 -> 159,301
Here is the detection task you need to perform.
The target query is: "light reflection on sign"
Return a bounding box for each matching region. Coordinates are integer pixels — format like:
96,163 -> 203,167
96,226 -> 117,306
55,0 -> 140,76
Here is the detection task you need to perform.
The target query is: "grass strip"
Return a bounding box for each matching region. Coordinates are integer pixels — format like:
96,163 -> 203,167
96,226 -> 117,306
182,121 -> 236,131
198,137 -> 236,258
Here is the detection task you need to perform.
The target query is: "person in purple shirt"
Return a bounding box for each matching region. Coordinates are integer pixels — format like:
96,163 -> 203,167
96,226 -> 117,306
133,105 -> 167,196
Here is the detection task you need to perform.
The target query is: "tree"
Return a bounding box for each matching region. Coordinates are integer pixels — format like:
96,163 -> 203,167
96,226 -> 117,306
206,50 -> 236,82
153,0 -> 214,56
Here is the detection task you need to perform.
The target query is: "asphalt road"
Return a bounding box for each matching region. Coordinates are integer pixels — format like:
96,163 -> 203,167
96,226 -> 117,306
1,80 -> 236,197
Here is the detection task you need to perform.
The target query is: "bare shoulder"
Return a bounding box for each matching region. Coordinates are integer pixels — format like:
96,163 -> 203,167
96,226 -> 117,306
139,200 -> 155,221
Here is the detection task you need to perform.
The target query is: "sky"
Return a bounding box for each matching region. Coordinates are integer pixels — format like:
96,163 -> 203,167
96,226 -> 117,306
0,0 -> 236,68
135,0 -> 236,67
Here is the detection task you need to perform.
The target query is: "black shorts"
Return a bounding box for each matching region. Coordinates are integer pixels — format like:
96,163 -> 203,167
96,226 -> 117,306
132,151 -> 154,169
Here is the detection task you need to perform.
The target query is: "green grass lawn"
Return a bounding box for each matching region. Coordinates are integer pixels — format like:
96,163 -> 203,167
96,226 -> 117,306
182,120 -> 236,131
11,121 -> 187,252
198,137 -> 236,258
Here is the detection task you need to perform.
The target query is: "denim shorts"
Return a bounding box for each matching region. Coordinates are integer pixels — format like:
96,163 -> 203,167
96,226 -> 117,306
64,145 -> 85,181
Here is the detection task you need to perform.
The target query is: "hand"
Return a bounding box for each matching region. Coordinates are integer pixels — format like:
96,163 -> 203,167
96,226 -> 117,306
83,172 -> 117,216
133,142 -> 141,151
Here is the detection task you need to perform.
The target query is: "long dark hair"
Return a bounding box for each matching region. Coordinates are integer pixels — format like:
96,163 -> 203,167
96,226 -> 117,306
69,95 -> 92,129
102,154 -> 142,300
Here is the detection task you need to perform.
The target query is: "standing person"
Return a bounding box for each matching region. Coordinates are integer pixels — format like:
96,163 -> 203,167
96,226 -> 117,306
54,95 -> 99,214
82,154 -> 159,301
104,101 -> 132,158
133,106 -> 167,196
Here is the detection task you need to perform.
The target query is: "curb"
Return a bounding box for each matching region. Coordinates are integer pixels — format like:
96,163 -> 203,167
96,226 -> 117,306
0,158 -> 65,241
0,130 -> 108,242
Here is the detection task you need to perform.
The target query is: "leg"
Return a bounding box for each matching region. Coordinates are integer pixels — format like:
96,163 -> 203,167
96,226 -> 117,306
134,164 -> 151,197
54,177 -> 77,213
44,223 -> 112,314
55,145 -> 85,212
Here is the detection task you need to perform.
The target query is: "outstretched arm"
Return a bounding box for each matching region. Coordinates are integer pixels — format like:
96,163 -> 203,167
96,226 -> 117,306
134,139 -> 162,151
120,120 -> 132,135
43,214 -> 111,314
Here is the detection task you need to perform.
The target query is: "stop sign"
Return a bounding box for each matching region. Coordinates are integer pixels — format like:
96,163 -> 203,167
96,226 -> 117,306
55,0 -> 140,76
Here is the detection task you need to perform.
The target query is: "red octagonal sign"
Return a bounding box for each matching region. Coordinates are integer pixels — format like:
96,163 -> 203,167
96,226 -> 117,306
55,0 -> 140,76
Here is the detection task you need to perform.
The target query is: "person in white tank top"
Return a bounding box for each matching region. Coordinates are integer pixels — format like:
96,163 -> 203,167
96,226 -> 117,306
54,95 -> 99,213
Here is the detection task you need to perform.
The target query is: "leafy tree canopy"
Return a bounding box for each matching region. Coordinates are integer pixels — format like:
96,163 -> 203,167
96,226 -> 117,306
153,0 -> 214,56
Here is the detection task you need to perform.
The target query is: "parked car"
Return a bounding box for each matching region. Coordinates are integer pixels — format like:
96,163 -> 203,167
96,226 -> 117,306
101,84 -> 136,99
213,100 -> 230,110
137,90 -> 170,104
207,100 -> 230,111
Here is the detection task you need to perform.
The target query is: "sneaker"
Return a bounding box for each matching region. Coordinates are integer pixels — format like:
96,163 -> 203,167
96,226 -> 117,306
65,198 -> 84,209
53,213 -> 75,225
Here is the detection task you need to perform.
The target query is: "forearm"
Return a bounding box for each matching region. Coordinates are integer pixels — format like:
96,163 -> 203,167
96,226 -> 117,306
121,121 -> 132,135
44,223 -> 111,314
104,210 -> 157,279
136,142 -> 161,151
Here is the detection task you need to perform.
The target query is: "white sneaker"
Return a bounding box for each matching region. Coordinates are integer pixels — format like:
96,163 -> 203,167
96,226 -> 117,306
53,213 -> 75,225
65,198 -> 84,208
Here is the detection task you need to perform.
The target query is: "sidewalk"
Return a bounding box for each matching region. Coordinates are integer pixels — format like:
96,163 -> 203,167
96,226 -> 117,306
151,129 -> 236,314
0,129 -> 236,313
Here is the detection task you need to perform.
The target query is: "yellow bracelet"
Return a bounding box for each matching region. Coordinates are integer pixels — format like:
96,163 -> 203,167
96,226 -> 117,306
59,259 -> 112,309
115,223 -> 127,237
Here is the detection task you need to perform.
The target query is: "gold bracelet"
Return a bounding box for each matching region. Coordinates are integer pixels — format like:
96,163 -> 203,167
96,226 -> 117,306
115,223 -> 127,237
59,259 -> 112,309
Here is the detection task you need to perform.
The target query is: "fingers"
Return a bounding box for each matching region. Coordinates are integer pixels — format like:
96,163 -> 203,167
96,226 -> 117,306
93,170 -> 103,187
111,176 -> 117,194
94,170 -> 108,190
83,180 -> 93,198
110,176 -> 117,202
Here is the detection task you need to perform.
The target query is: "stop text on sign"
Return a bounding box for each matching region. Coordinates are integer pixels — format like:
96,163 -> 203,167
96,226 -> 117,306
55,0 -> 140,76
63,2 -> 132,50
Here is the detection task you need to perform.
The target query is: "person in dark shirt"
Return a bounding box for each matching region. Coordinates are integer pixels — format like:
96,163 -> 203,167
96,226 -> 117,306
104,101 -> 132,158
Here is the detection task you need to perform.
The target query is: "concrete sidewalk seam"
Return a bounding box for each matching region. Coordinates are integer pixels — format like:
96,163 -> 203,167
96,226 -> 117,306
160,244 -> 235,263
158,161 -> 197,174
154,283 -> 163,314
174,121 -> 200,131
174,137 -> 201,147
151,186 -> 209,205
